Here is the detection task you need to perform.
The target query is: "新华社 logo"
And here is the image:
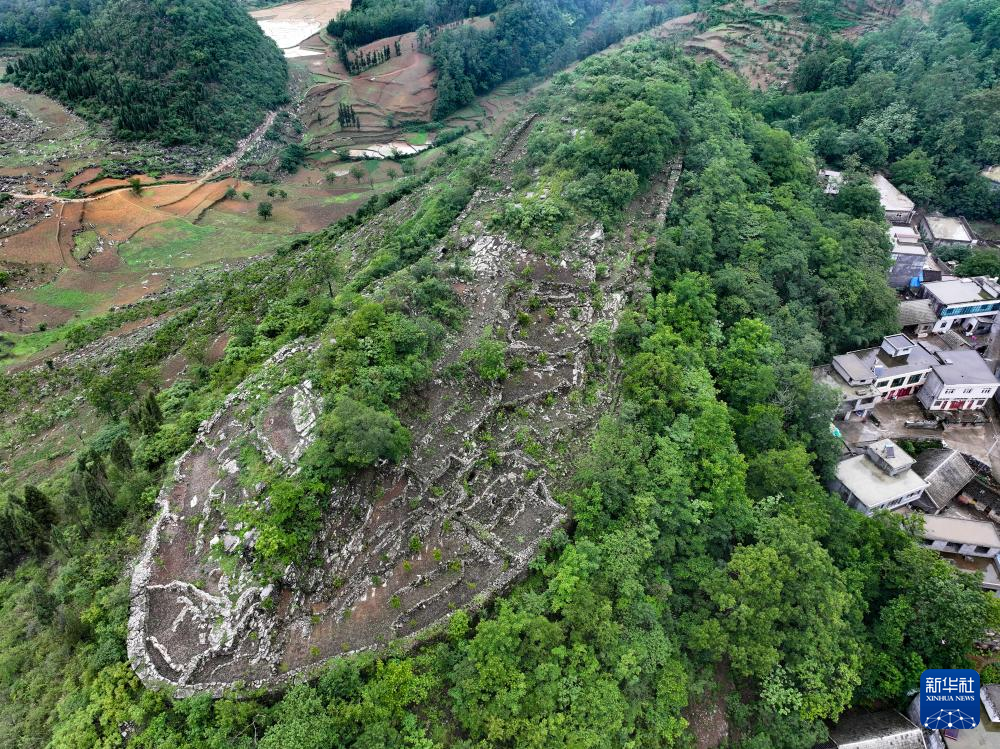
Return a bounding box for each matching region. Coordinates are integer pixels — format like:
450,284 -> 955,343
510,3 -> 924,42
919,669 -> 980,730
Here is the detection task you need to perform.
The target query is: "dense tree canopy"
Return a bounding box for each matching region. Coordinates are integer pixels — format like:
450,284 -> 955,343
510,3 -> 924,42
0,0 -> 102,46
5,0 -> 288,148
762,0 -> 1000,220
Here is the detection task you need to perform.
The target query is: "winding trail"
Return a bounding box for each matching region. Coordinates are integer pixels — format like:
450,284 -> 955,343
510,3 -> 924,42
10,110 -> 278,204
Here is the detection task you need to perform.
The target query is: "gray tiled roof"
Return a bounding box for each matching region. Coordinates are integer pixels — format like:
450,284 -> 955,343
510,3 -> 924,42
913,449 -> 976,510
898,299 -> 937,327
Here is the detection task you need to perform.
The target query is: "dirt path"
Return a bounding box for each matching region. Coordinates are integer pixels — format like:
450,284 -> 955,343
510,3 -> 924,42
202,111 -> 277,181
9,110 -> 277,205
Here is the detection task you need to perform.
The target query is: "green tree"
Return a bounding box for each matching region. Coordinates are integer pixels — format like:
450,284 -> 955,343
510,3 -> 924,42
257,201 -> 274,220
322,396 -> 410,471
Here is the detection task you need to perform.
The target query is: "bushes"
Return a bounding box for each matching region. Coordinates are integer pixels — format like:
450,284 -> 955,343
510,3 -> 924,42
307,397 -> 410,478
460,333 -> 508,381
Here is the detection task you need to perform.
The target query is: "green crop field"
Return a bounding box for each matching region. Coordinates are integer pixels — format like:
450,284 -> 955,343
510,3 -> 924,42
119,217 -> 293,270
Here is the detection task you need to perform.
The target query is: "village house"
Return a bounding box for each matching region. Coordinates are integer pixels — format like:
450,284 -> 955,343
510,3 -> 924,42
820,168 -> 844,195
920,214 -> 975,250
819,333 -> 998,420
833,440 -> 928,515
915,348 -> 1000,412
874,173 -> 916,225
919,514 -> 1000,558
899,299 -> 938,338
889,226 -> 931,289
912,449 -> 976,513
921,277 -> 1000,335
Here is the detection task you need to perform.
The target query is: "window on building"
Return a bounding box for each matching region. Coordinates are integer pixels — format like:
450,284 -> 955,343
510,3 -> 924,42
964,388 -> 973,394
877,380 -> 889,388
891,377 -> 905,387
946,542 -> 962,551
975,545 -> 991,554
907,374 -> 921,384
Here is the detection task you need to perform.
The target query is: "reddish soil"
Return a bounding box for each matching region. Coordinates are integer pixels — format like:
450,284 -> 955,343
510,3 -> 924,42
82,191 -> 174,243
302,28 -> 438,150
0,212 -> 64,265
157,180 -> 236,219
81,173 -> 197,195
0,293 -> 75,333
205,332 -> 230,364
66,167 -> 102,189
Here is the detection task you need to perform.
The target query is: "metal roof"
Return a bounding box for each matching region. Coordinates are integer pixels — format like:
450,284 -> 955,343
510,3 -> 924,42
898,299 -> 937,327
923,278 -> 999,306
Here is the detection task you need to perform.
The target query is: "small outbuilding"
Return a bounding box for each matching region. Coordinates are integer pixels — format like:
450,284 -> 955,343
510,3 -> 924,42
912,449 -> 976,513
920,215 -> 975,249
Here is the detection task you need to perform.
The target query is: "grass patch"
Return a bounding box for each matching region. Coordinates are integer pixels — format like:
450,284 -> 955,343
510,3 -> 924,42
119,217 -> 293,270
72,229 -> 100,260
23,283 -> 106,312
321,191 -> 367,205
0,325 -> 70,361
404,132 -> 428,146
970,221 -> 1000,242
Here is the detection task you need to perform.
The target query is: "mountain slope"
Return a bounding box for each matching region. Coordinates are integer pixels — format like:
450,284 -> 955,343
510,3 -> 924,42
5,0 -> 288,148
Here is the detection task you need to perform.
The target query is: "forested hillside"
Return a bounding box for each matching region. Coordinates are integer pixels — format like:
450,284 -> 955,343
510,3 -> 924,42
0,0 -> 102,46
429,0 -> 685,117
4,0 -> 288,148
762,0 -> 1000,220
2,35 -> 997,748
327,0 -> 498,47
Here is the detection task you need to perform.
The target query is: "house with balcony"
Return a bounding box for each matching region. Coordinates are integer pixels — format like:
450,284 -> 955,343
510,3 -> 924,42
921,277 -> 1000,335
873,173 -> 916,225
819,333 -> 998,420
833,439 -> 928,515
915,349 -> 1000,412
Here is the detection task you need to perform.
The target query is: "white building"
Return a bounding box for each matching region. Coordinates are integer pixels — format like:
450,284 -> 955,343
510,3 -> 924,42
915,349 -> 1000,412
820,169 -> 844,195
920,514 -> 1000,558
833,440 -> 928,515
921,277 -> 1000,335
920,215 -> 975,249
